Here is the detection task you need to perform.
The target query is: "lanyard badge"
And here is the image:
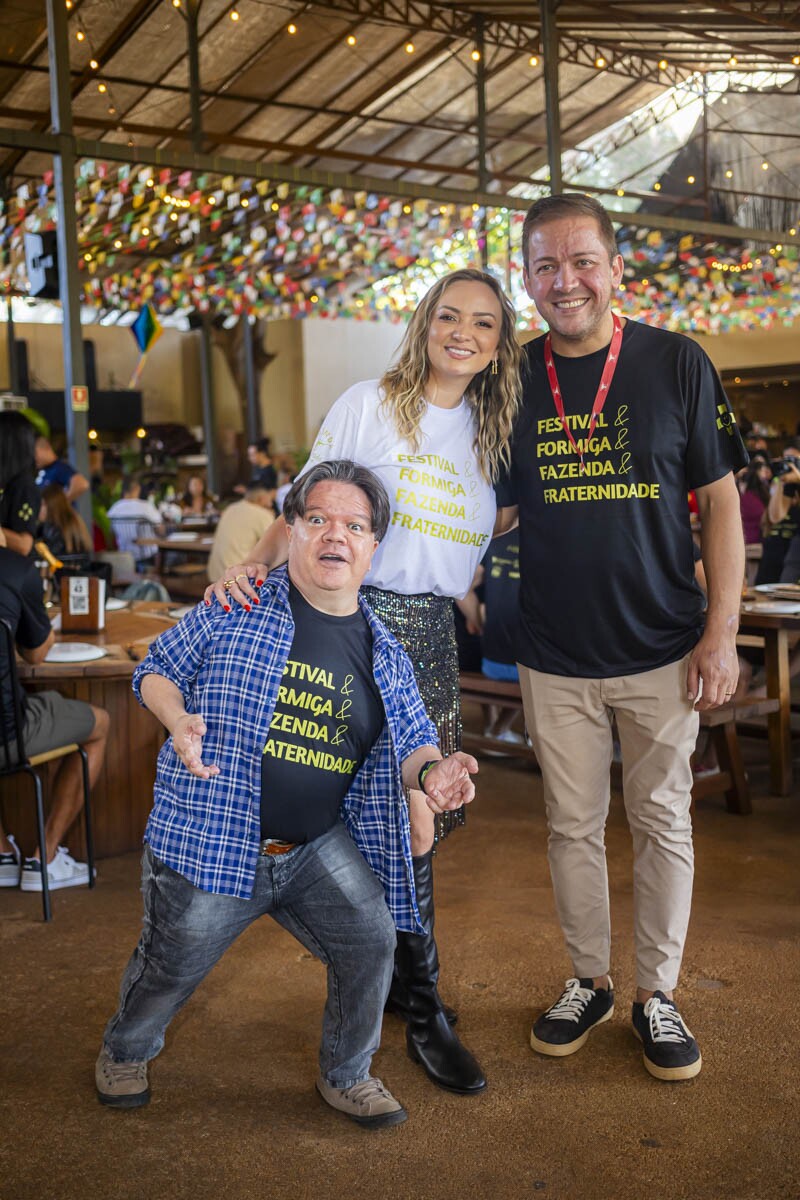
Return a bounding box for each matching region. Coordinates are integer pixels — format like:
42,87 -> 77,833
544,313 -> 623,474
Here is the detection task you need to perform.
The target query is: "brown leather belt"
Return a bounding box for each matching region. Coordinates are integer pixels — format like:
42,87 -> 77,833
259,838 -> 298,856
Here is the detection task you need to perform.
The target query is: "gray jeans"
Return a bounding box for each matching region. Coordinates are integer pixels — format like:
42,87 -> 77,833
103,823 -> 396,1088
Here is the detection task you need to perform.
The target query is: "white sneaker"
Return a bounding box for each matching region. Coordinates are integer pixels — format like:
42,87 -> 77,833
0,835 -> 21,887
20,846 -> 95,892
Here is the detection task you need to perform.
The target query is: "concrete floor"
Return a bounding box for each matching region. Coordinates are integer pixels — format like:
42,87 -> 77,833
1,743 -> 798,1200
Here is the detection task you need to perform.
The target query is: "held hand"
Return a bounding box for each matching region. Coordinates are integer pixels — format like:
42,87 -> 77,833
172,714 -> 220,779
686,630 -> 739,711
422,752 -> 479,815
203,563 -> 268,612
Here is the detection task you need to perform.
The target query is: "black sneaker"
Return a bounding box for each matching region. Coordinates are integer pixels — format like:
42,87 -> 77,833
530,976 -> 614,1057
632,992 -> 702,1081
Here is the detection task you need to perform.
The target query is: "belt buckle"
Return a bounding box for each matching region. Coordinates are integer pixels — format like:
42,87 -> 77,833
259,838 -> 296,856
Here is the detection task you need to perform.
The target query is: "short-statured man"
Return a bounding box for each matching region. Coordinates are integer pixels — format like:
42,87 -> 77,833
96,460 -> 477,1128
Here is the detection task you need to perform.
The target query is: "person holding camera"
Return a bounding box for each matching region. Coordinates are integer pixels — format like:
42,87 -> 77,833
756,445 -> 800,585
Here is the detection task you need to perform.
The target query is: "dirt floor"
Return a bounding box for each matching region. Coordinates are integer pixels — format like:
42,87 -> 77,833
2,740 -> 799,1200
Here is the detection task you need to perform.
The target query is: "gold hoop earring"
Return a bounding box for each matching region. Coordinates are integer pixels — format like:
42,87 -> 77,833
491,359 -> 498,375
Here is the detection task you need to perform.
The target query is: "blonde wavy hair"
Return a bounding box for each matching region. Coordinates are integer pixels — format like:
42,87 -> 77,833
379,269 -> 521,482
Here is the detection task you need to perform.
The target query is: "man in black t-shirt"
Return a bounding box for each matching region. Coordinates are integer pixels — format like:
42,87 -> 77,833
496,195 -> 747,1083
97,461 -> 479,1125
0,537 -> 109,893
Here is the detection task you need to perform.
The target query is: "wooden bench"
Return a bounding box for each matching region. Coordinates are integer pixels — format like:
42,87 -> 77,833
459,671 -> 778,813
459,672 -> 538,762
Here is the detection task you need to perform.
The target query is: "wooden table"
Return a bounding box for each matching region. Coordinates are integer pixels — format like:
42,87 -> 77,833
1,603 -> 181,860
152,533 -> 214,575
738,604 -> 800,796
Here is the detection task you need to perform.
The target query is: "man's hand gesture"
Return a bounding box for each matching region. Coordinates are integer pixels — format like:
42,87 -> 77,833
172,714 -> 220,779
420,752 -> 478,815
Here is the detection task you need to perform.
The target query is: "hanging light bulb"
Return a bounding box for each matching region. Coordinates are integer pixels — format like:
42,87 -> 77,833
595,55 -> 606,69
658,59 -> 668,70
346,34 -> 356,46
471,48 -> 480,62
230,7 -> 239,20
528,54 -> 539,68
405,41 -> 415,54
89,58 -> 99,69
287,22 -> 297,34
76,29 -> 85,41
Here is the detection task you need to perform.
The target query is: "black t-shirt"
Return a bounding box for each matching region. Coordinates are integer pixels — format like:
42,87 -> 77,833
496,320 -> 748,678
251,463 -> 277,491
260,583 -> 385,843
0,549 -> 52,739
482,530 -> 520,666
0,469 -> 40,542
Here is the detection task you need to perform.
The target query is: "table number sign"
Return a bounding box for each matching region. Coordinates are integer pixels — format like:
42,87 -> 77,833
60,575 -> 106,632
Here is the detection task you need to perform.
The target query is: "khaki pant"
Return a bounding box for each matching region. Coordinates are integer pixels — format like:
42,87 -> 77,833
518,655 -> 698,992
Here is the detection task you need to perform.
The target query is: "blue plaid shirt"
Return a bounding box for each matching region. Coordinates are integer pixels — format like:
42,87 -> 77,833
132,567 -> 437,932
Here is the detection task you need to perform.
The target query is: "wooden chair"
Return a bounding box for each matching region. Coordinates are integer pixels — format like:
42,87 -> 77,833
0,620 -> 95,921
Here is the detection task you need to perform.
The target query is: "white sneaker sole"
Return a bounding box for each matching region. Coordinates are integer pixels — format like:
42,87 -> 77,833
634,1028 -> 703,1080
530,1003 -> 614,1057
20,870 -> 94,893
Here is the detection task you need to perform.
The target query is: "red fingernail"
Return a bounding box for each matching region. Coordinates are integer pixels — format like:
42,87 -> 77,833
244,604 -> 251,612
204,599 -> 211,606
224,605 -> 231,613
256,579 -> 264,588
252,598 -> 259,605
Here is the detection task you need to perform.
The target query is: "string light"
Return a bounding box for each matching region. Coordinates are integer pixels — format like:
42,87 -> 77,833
113,239 -> 122,249
595,55 -> 606,69
146,177 -> 154,186
471,49 -> 480,62
76,29 -> 85,41
687,174 -> 695,184
88,429 -> 98,441
762,161 -> 769,170
658,59 -> 668,70
728,55 -> 738,67
108,105 -> 116,114
346,34 -> 356,46
653,182 -> 661,191
136,428 -> 146,439
793,55 -> 800,66
528,54 -> 539,67
98,82 -> 107,93
725,169 -> 733,178
791,227 -> 797,236
402,204 -> 411,214
89,59 -> 99,70
405,41 -> 415,54
616,187 -> 624,196
83,252 -> 92,261
230,7 -> 239,20
241,197 -> 249,206
141,227 -> 150,236
172,0 -> 181,7
65,0 -> 72,8
287,23 -> 297,34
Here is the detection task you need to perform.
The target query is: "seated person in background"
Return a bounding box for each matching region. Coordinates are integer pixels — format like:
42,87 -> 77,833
248,437 -> 277,491
34,435 -> 89,504
107,476 -> 164,568
756,445 -> 800,585
737,458 -> 772,548
207,483 -> 275,583
0,528 -> 110,892
480,529 -> 523,744
180,474 -> 215,517
0,410 -> 40,557
38,483 -> 92,561
96,460 -> 476,1124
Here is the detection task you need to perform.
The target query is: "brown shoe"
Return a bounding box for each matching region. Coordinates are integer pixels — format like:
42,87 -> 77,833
316,1074 -> 407,1128
95,1048 -> 150,1108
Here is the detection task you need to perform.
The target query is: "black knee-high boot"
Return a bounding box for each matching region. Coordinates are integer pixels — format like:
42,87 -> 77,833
397,851 -> 486,1094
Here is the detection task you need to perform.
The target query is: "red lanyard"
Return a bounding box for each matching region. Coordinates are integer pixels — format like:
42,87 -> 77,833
544,313 -> 623,473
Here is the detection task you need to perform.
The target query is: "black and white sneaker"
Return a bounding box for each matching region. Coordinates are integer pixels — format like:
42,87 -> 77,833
0,835 -> 21,887
632,992 -> 702,1081
530,976 -> 614,1057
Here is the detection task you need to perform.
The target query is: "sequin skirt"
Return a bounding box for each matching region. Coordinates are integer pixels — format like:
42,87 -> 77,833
361,586 -> 464,841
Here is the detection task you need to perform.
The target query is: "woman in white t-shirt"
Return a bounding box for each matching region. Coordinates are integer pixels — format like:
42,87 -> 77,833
207,269 -> 521,1095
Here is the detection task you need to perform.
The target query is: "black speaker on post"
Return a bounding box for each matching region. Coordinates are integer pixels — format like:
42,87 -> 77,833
24,231 -> 60,300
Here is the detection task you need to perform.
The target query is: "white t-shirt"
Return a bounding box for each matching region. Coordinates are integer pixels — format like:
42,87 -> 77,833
107,497 -> 162,561
304,380 -> 496,599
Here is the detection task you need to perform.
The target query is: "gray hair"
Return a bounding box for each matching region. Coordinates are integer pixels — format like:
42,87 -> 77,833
282,459 -> 391,541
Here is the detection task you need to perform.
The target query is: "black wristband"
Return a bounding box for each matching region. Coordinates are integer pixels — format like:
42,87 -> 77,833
417,759 -> 440,793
